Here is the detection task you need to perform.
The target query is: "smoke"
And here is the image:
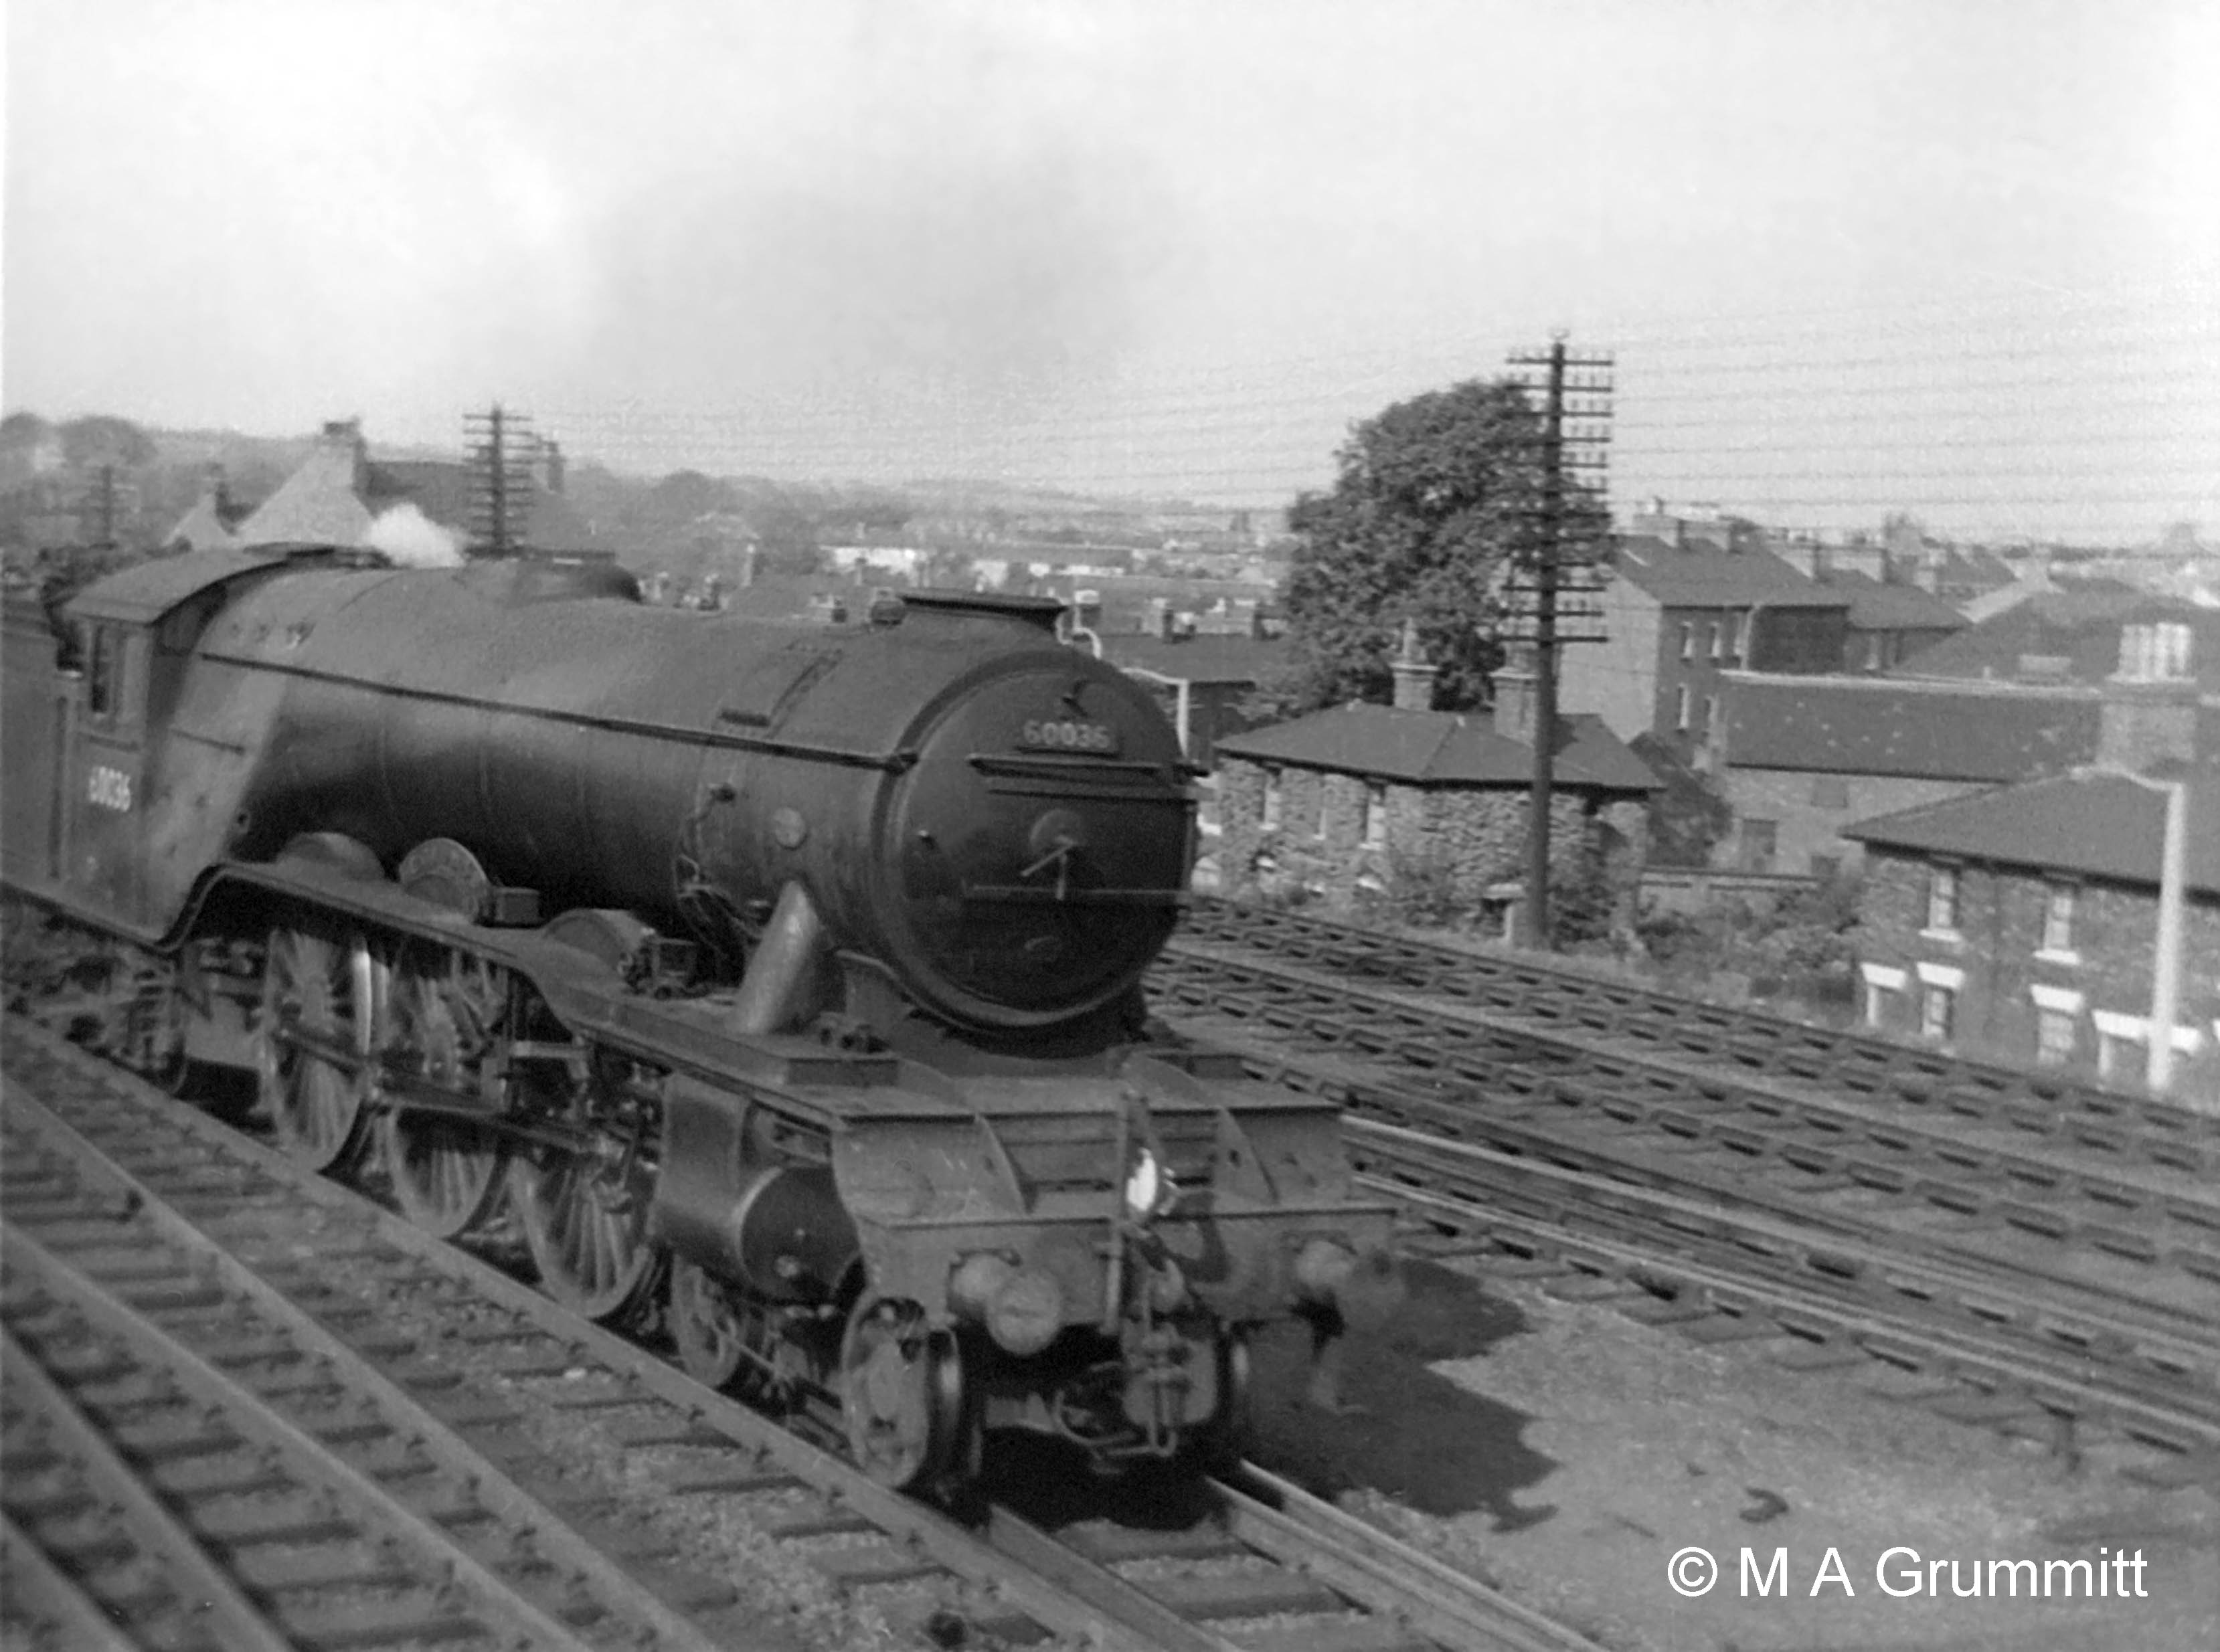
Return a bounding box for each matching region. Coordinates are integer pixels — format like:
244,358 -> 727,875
361,502 -> 464,567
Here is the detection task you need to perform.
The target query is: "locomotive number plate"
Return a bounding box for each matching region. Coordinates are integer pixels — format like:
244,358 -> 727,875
1019,718 -> 1119,755
86,764 -> 133,812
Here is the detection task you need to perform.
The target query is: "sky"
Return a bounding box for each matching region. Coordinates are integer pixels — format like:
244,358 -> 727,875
4,0 -> 2216,542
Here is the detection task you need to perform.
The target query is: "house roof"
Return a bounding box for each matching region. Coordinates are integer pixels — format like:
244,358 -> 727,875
163,492 -> 246,554
1612,535 -> 1849,610
1818,568 -> 1968,633
1098,633 -> 1289,684
236,434 -> 375,547
1217,703 -> 1660,792
1893,592 -> 2220,689
1724,674 -> 2102,782
1843,765 -> 2220,897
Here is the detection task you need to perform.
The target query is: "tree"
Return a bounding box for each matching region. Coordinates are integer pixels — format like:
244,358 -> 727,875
1274,377 -> 1599,715
59,416 -> 157,471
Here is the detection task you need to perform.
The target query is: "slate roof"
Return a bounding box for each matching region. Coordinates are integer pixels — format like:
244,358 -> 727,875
1099,634 -> 1290,684
1843,765 -> 2220,897
1217,704 -> 1659,792
1896,589 -> 2217,686
1612,535 -> 1849,609
1818,569 -> 1968,633
236,436 -> 374,547
1725,674 -> 2102,782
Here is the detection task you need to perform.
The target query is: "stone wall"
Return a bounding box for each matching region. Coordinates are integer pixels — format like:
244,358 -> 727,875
1853,847 -> 2220,1105
1218,757 -> 1646,921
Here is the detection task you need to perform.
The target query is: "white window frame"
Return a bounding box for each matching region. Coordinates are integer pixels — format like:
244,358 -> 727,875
1361,782 -> 1388,849
1923,865 -> 1960,938
1675,684 -> 1691,731
1919,982 -> 1956,1041
1859,961 -> 1906,1028
2038,883 -> 2077,961
2035,1007 -> 2075,1066
1679,622 -> 1694,662
1260,768 -> 1282,833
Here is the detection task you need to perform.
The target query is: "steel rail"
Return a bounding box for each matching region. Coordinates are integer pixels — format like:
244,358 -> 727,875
0,1506 -> 144,1652
1173,897 -> 2217,1154
0,1014 -> 1166,1652
5,1015 -> 1621,1652
1351,1123 -> 2220,1455
4,1083 -> 753,1652
1216,1461 -> 1604,1652
1155,946 -> 2220,1265
1195,1016 -> 2220,1336
1,1226 -> 610,1652
0,1323 -> 298,1652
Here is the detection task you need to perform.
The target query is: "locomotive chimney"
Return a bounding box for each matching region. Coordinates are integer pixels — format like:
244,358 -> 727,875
1389,618 -> 1437,711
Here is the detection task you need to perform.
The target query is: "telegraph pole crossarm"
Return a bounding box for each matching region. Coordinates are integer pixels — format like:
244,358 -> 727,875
1502,335 -> 1614,949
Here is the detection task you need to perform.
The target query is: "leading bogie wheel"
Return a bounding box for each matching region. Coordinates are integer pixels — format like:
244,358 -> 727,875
381,948 -> 510,1238
839,1297 -> 967,1492
260,924 -> 373,1173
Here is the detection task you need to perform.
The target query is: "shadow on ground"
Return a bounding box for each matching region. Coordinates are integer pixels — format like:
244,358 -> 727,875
1247,1257 -> 1559,1529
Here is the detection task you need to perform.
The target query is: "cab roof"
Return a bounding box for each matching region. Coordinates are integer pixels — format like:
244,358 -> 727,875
64,545 -> 362,627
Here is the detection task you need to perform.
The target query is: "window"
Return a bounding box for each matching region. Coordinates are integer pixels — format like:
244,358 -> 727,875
2119,621 -> 2193,681
1725,613 -> 1745,659
2035,1008 -> 2075,1067
2041,885 -> 2076,955
1679,622 -> 1694,661
1703,696 -> 1720,743
1860,962 -> 1906,1028
1675,685 -> 1691,731
1709,623 -> 1722,660
86,625 -> 116,719
1260,769 -> 1281,832
1920,984 -> 1956,1041
1926,866 -> 1959,934
1362,784 -> 1387,849
1810,775 -> 1849,810
1740,818 -> 1777,873
1863,634 -> 1884,672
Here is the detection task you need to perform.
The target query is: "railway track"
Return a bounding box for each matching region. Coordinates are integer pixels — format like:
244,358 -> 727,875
0,1016 -> 1606,1652
1173,897 -> 2217,1166
1152,919 -> 2220,1482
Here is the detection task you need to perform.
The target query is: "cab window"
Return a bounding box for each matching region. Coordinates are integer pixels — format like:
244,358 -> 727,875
86,624 -> 116,719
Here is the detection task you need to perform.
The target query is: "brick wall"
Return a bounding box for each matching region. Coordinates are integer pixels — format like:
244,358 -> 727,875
1723,769 -> 1986,875
1853,847 -> 2220,1105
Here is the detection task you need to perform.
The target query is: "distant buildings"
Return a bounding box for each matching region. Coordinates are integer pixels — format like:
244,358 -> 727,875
1847,765 -> 2217,1105
206,419 -> 594,557
1215,630 -> 1658,929
1558,534 -> 1851,770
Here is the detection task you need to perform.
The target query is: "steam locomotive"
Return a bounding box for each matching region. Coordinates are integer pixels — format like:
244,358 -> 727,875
2,544 -> 1398,1489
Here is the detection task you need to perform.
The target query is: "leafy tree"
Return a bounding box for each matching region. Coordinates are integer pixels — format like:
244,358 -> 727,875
59,416 -> 157,470
1274,378 -> 1603,714
1,411 -> 52,452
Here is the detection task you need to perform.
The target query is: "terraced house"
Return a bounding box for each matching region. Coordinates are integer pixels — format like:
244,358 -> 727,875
1843,621 -> 2217,1105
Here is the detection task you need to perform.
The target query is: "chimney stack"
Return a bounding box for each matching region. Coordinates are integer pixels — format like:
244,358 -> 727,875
1492,640 -> 1539,746
1389,618 -> 1438,711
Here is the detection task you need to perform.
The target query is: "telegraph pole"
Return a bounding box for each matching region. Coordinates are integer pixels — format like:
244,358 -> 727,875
464,404 -> 538,557
1503,334 -> 1613,948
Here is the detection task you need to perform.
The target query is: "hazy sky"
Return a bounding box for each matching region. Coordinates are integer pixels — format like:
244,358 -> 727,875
5,0 -> 2215,539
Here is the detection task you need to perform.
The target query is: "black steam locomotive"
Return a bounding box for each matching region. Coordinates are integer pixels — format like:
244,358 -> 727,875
3,545 -> 1397,1489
